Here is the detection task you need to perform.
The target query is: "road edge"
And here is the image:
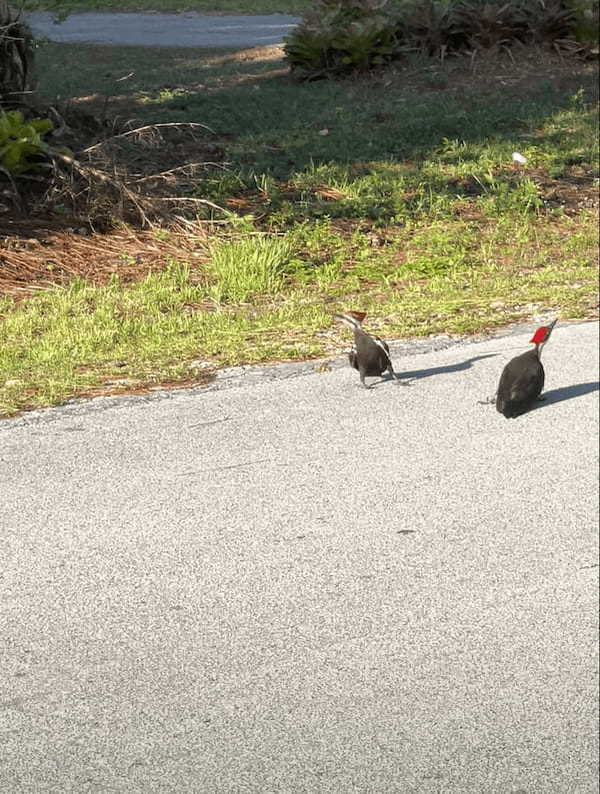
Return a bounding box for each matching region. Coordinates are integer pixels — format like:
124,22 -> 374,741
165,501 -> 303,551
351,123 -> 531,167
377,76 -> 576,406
3,316 -> 596,429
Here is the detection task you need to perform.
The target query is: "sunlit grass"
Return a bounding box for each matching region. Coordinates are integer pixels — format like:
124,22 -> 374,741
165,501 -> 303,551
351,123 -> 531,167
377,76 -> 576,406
1,211 -> 596,417
206,235 -> 294,303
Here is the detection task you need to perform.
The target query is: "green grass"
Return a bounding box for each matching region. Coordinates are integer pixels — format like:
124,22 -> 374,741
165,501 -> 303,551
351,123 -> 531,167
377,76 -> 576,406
2,43 -> 598,417
22,0 -> 308,14
206,236 -> 294,302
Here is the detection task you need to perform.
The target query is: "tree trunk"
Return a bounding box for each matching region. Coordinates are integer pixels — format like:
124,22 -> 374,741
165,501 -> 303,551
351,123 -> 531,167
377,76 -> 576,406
1,1 -> 34,105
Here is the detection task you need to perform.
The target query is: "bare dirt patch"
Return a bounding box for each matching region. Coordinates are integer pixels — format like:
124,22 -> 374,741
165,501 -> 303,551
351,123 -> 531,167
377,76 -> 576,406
77,372 -> 216,400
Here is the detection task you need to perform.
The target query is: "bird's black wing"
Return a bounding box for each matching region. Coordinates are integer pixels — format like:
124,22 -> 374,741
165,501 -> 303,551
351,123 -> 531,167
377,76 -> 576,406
496,351 -> 544,416
373,335 -> 392,364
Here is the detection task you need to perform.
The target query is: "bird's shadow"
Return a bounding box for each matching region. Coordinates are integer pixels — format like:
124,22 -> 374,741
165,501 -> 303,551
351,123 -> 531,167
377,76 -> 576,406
480,380 -> 599,416
376,353 -> 498,386
536,381 -> 599,408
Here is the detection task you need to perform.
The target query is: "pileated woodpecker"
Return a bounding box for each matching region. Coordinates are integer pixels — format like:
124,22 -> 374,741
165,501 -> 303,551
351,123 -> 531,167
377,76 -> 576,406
334,311 -> 399,388
496,319 -> 557,418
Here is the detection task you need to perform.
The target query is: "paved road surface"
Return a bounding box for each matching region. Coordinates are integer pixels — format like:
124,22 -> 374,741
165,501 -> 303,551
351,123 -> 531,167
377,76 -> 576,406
26,12 -> 301,48
1,321 -> 598,792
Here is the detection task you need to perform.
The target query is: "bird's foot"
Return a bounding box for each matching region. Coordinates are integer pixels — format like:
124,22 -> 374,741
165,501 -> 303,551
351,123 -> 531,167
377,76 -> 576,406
477,396 -> 496,405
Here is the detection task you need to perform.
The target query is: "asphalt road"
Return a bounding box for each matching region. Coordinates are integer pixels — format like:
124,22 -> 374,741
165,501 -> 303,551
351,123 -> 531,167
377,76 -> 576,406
1,321 -> 599,792
26,12 -> 300,48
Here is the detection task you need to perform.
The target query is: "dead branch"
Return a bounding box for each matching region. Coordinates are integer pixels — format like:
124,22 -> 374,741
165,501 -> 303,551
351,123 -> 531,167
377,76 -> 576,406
154,196 -> 227,212
81,122 -> 215,154
131,161 -> 226,183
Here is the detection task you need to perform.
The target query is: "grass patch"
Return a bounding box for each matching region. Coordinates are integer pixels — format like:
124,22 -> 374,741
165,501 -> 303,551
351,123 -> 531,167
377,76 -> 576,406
2,43 -> 597,417
22,0 -> 308,14
2,211 -> 596,417
206,235 -> 294,302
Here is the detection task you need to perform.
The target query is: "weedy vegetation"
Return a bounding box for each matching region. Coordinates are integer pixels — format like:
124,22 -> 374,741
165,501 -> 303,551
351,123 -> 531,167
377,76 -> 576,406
0,0 -> 598,417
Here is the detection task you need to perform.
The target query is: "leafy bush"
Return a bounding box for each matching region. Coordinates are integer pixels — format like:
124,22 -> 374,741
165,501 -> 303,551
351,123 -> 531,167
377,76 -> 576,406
0,110 -> 53,176
395,0 -> 466,54
452,1 -> 529,50
284,0 -> 401,79
285,0 -> 599,79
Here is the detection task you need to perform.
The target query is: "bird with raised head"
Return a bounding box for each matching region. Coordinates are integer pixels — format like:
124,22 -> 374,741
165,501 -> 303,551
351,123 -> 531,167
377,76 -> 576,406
496,319 -> 557,418
334,311 -> 400,389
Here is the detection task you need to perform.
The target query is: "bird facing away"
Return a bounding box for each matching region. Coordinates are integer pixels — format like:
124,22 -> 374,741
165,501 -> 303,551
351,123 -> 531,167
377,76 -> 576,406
495,319 -> 557,418
334,311 -> 399,389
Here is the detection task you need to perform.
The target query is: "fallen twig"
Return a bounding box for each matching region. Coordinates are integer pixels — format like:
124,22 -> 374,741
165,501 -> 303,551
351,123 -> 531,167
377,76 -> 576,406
132,161 -> 226,183
81,122 -> 215,154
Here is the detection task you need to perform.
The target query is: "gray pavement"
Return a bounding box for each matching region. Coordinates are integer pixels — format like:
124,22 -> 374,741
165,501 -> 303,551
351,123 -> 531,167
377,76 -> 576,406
1,321 -> 599,792
25,11 -> 301,48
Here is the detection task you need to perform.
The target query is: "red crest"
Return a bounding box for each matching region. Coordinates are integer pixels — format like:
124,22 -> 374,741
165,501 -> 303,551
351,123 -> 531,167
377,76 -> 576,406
346,311 -> 367,322
530,327 -> 549,344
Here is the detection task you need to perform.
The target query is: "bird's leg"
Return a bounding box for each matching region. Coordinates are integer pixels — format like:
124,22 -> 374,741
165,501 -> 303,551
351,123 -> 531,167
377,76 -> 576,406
387,364 -> 409,386
359,370 -> 371,389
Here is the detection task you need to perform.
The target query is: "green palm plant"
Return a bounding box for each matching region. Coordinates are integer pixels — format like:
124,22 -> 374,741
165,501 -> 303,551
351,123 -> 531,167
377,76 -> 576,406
519,0 -> 577,43
285,0 -> 598,77
452,1 -> 529,49
284,0 -> 401,78
396,0 -> 465,55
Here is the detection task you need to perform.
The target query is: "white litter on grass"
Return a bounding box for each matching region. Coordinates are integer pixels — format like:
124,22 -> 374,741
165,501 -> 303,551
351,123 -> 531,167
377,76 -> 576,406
512,152 -> 527,165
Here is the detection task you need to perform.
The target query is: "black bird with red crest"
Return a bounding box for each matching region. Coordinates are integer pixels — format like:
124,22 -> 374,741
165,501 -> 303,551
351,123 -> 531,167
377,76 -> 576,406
335,311 -> 399,389
496,319 -> 557,418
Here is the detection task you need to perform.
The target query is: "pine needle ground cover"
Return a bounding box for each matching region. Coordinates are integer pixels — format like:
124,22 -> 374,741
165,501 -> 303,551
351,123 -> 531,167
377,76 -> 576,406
1,43 -> 597,417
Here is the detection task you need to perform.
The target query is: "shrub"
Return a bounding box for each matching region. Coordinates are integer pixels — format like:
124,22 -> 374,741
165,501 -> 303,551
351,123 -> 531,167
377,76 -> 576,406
284,0 -> 599,79
284,0 -> 401,79
452,1 -> 530,50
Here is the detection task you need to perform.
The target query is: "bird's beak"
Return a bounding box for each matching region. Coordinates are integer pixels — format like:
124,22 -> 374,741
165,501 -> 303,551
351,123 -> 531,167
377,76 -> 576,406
546,318 -> 558,336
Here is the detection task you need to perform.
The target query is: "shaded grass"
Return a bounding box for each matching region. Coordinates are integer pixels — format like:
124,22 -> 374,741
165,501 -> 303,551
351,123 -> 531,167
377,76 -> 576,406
2,44 -> 597,416
35,43 -> 598,208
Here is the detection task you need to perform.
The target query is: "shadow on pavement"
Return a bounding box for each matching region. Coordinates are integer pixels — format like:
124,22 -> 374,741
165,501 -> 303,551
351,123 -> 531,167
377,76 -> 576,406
377,353 -> 497,386
538,381 -> 599,407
